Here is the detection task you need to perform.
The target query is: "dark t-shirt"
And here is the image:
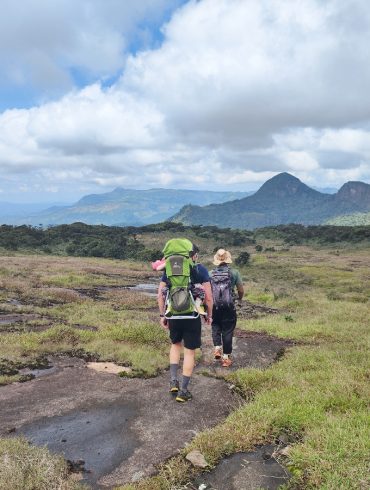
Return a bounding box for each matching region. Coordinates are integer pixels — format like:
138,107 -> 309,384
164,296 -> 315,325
161,263 -> 210,285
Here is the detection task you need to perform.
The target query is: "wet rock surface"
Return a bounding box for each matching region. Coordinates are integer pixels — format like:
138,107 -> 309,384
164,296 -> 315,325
192,445 -> 290,490
20,401 -> 138,487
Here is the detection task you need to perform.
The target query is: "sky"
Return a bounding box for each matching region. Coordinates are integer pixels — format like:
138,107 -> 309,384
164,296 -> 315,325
0,0 -> 370,203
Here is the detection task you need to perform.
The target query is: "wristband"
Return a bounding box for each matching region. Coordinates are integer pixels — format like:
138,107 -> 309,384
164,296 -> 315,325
160,314 -> 164,317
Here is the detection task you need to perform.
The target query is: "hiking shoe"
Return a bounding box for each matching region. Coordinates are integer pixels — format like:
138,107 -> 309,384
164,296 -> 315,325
214,347 -> 222,360
176,390 -> 192,402
221,356 -> 232,368
169,380 -> 179,394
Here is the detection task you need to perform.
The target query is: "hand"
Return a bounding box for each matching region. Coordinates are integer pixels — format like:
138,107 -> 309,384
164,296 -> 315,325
205,316 -> 212,326
160,317 -> 168,329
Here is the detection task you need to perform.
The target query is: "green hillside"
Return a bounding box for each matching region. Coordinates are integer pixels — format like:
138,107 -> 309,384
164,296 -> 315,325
326,212 -> 370,226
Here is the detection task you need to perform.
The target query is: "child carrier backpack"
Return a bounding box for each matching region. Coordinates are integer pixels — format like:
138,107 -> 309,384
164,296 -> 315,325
163,238 -> 198,319
211,265 -> 234,309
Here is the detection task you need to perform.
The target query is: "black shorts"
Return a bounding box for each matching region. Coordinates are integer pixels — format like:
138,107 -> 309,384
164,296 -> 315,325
168,316 -> 202,350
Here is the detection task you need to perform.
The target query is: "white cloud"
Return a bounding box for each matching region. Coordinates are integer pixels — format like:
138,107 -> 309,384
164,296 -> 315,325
282,151 -> 319,171
0,0 -> 370,201
0,0 -> 179,96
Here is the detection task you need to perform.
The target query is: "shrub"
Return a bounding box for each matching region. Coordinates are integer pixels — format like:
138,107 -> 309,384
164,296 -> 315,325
235,251 -> 250,266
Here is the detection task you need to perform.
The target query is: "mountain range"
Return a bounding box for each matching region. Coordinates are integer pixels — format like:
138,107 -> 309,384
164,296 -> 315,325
171,173 -> 370,229
0,188 -> 251,226
1,173 -> 369,229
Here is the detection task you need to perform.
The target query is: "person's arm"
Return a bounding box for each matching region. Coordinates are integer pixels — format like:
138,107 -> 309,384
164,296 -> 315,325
237,282 -> 244,301
235,271 -> 244,301
157,281 -> 168,329
202,281 -> 213,325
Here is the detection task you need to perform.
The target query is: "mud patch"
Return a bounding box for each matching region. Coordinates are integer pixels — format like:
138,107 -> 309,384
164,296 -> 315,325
192,445 -> 290,490
87,362 -> 132,375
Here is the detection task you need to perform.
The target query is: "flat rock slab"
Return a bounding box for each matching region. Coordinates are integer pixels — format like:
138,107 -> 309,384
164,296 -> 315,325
0,356 -> 236,488
193,445 -> 290,490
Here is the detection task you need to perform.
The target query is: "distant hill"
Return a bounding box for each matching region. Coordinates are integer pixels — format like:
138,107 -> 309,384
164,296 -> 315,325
171,173 -> 370,229
0,201 -> 69,220
4,188 -> 252,226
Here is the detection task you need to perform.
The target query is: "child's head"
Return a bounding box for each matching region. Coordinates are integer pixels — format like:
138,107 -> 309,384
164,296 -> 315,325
190,243 -> 200,261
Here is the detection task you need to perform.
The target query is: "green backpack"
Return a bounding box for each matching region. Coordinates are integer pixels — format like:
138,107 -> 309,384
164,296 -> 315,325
162,238 -> 197,318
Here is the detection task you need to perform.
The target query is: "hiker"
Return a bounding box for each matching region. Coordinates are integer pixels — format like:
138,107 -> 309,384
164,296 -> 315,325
211,249 -> 244,367
157,240 -> 213,403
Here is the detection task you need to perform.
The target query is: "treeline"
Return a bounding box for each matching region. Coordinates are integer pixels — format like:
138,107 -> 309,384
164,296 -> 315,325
255,224 -> 370,244
0,222 -> 369,259
0,221 -> 254,259
0,223 -> 156,260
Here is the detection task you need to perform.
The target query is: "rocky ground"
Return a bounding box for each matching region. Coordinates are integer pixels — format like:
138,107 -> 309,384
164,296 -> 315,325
0,282 -> 292,489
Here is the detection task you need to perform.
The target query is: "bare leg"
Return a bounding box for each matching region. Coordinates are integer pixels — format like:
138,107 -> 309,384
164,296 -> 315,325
182,348 -> 195,377
170,342 -> 181,364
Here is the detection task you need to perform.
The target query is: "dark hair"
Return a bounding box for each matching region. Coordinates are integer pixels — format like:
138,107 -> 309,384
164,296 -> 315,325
190,244 -> 199,257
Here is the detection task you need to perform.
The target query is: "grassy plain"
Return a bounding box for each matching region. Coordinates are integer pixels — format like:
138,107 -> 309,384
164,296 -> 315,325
0,241 -> 369,489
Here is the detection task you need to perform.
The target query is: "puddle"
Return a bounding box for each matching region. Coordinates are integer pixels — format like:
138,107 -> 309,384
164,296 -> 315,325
74,283 -> 159,299
18,365 -> 57,378
128,283 -> 158,297
19,402 -> 138,487
193,445 -> 290,490
7,298 -> 23,306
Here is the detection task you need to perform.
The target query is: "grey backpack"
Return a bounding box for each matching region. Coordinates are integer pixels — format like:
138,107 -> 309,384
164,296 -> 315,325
211,266 -> 234,309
